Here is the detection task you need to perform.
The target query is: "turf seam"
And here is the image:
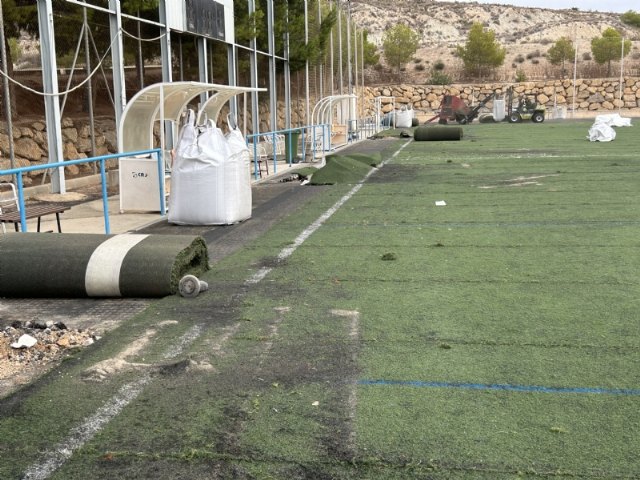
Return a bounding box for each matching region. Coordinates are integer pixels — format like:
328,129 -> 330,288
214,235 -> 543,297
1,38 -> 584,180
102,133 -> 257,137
358,379 -> 640,396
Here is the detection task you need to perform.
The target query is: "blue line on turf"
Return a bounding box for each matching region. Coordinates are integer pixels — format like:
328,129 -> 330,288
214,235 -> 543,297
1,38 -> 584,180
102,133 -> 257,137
358,379 -> 640,396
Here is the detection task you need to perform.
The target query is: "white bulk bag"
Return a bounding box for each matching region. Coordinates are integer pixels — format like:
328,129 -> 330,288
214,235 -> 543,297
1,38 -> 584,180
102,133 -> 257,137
168,111 -> 252,225
395,107 -> 414,128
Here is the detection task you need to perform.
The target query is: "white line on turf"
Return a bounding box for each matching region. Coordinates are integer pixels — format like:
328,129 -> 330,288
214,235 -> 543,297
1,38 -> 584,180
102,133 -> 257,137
22,140 -> 411,479
22,325 -> 202,480
247,140 -> 412,285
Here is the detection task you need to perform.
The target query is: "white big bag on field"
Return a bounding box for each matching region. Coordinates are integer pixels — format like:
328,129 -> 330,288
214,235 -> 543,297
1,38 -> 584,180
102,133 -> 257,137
168,110 -> 252,225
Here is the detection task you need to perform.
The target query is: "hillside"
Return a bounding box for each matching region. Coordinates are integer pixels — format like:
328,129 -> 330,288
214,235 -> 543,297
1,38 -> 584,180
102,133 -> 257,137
351,0 -> 640,82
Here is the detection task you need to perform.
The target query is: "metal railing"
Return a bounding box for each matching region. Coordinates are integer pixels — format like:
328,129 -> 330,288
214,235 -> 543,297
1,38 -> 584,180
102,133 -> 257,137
246,124 -> 330,179
0,148 -> 164,234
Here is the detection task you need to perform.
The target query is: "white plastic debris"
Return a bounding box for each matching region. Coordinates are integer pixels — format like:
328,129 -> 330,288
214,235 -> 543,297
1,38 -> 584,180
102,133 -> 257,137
178,275 -> 209,298
435,200 -> 447,206
11,334 -> 38,349
594,113 -> 632,127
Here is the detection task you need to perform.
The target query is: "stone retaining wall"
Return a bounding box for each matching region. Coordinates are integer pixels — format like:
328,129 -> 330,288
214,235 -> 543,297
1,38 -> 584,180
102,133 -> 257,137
364,77 -> 640,116
0,117 -> 118,184
2,77 -> 639,184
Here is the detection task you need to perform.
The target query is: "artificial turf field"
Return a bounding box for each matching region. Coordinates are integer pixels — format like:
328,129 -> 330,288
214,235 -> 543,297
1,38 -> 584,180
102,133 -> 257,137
1,119 -> 639,479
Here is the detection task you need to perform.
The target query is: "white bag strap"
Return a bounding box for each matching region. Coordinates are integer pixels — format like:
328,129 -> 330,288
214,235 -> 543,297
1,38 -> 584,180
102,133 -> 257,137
185,109 -> 196,126
227,113 -> 238,131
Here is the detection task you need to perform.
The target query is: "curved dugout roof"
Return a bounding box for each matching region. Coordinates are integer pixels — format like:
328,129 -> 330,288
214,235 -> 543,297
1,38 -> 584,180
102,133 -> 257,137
118,82 -> 264,153
311,94 -> 357,126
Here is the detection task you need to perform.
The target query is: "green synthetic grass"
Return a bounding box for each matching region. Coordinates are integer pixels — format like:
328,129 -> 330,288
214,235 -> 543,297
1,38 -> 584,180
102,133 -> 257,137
2,119 -> 639,479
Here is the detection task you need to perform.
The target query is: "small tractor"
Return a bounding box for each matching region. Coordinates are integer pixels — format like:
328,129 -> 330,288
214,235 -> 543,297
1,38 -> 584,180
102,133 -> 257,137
427,92 -> 496,125
506,87 -> 545,123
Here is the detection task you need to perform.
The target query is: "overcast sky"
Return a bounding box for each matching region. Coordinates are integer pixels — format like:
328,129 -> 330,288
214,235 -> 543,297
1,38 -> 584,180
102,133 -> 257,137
446,0 -> 635,14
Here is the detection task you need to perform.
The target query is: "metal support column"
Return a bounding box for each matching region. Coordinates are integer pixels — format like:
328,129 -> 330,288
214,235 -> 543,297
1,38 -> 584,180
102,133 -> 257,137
248,0 -> 259,135
268,0 -> 277,131
329,0 -> 334,96
346,0 -> 352,95
37,0 -> 65,193
108,0 -> 126,132
304,0 -> 310,125
337,1 -> 343,95
0,0 -> 15,175
318,0 -> 323,99
284,4 -> 291,129
198,37 -> 209,107
159,0 -> 173,83
159,0 -> 174,149
228,44 -> 238,120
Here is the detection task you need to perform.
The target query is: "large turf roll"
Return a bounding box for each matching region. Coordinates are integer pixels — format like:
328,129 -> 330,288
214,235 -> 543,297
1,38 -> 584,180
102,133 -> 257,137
0,233 -> 209,297
414,126 -> 463,141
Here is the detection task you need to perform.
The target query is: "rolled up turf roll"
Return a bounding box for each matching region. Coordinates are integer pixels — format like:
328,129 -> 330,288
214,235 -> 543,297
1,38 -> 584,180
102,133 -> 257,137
0,233 -> 209,298
414,126 -> 463,141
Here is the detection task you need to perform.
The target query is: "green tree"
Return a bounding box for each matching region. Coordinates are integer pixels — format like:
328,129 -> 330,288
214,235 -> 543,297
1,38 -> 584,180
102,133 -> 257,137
1,0 -> 37,117
547,36 -> 575,77
591,27 -> 632,77
455,22 -> 505,79
621,10 -> 640,28
361,30 -> 379,68
382,24 -> 420,74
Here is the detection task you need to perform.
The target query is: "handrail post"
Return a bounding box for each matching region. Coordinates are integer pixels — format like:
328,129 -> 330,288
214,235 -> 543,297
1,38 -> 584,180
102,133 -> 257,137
99,159 -> 111,234
16,174 -> 27,232
156,150 -> 166,216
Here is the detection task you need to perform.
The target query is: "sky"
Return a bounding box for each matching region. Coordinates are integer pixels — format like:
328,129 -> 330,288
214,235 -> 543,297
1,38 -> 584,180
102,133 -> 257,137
447,0 -> 635,14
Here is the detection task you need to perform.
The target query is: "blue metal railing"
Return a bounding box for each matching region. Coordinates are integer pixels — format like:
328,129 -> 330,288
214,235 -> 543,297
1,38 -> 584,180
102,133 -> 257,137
0,148 -> 163,234
246,124 -> 330,180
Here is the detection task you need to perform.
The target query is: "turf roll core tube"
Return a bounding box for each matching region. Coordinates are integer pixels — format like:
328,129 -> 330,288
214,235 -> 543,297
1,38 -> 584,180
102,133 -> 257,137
414,126 -> 463,141
0,233 -> 209,297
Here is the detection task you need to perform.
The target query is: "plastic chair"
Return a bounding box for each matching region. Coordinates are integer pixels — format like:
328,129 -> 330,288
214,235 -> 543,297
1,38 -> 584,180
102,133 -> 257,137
0,182 -> 19,234
262,134 -> 285,157
248,141 -> 269,177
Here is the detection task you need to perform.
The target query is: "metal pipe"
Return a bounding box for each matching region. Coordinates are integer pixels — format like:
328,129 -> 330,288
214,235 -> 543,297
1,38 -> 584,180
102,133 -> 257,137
337,1 -> 343,95
304,0 -> 310,125
0,0 -> 16,176
84,7 -> 97,170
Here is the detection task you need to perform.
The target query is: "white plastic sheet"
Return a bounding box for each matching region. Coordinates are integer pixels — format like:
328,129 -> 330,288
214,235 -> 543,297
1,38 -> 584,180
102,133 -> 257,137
588,122 -> 617,142
588,114 -> 632,142
594,113 -> 632,127
168,111 -> 252,225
